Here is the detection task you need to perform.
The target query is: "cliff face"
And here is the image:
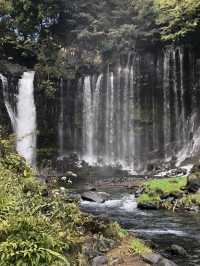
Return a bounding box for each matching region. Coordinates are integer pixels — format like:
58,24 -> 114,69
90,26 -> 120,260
1,46 -> 200,172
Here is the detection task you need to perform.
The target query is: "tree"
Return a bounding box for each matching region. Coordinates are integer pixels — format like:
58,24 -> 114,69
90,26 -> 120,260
155,0 -> 200,42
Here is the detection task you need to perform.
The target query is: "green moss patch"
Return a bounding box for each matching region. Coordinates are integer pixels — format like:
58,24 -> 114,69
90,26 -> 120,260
137,176 -> 188,210
143,176 -> 187,194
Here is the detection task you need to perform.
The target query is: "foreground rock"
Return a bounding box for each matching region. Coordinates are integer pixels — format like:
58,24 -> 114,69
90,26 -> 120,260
186,173 -> 200,192
170,244 -> 187,257
91,255 -> 108,266
81,191 -> 111,203
142,253 -> 177,266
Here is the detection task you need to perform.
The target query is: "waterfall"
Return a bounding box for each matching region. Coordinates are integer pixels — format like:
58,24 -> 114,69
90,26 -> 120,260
0,72 -> 36,166
79,48 -> 200,172
105,69 -> 114,161
163,50 -> 171,158
0,74 -> 16,130
82,75 -> 102,162
58,78 -> 64,157
16,72 -> 36,166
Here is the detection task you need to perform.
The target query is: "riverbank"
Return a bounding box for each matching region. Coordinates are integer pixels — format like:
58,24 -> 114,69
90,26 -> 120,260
136,174 -> 200,212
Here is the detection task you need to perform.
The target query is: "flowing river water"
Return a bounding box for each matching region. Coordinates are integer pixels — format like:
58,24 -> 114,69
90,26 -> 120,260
78,187 -> 200,266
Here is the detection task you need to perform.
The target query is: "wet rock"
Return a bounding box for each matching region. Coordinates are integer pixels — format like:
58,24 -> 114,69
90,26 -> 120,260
142,253 -> 163,264
170,244 -> 187,256
169,191 -> 184,199
157,257 -> 177,266
186,174 -> 200,192
81,191 -> 111,203
160,193 -> 170,200
66,171 -> 78,178
138,201 -> 158,210
91,255 -> 108,266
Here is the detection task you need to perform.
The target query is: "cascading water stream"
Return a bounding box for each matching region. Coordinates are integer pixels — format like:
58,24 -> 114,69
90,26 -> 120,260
16,72 -> 36,166
58,78 -> 64,157
0,74 -> 16,130
0,72 -> 36,166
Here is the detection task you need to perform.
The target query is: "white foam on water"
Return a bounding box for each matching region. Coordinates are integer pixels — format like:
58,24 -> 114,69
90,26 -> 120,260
131,229 -> 189,237
81,194 -> 137,212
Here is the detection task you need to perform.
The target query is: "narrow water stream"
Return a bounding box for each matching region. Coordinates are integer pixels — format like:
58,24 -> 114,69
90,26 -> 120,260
79,188 -> 200,266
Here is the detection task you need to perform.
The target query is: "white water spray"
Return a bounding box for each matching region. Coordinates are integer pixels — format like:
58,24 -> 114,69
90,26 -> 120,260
16,72 -> 36,166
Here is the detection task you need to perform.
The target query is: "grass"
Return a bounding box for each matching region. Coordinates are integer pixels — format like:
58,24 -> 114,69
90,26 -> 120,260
143,176 -> 187,193
137,176 -> 187,209
130,238 -> 151,255
181,193 -> 200,206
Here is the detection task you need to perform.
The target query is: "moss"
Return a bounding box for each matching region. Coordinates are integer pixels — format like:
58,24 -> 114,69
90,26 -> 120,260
137,176 -> 187,210
130,238 -> 151,255
143,176 -> 187,194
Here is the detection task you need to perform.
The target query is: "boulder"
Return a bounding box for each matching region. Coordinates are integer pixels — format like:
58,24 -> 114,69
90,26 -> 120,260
91,256 -> 108,266
170,244 -> 187,256
142,253 -> 163,264
81,191 -> 111,203
186,174 -> 200,192
66,171 -> 78,178
157,257 -> 177,266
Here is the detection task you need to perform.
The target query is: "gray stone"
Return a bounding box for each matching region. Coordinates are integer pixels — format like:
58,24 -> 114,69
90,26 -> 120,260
170,244 -> 187,256
91,255 -> 108,266
187,174 -> 200,192
157,257 -> 177,266
66,171 -> 78,178
81,191 -> 111,203
142,253 -> 163,264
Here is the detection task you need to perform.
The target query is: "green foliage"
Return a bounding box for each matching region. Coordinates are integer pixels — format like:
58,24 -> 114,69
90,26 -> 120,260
143,176 -> 187,193
155,0 -> 200,41
130,238 -> 151,255
104,222 -> 128,240
137,176 -> 187,208
0,134 -> 128,265
0,133 -> 85,265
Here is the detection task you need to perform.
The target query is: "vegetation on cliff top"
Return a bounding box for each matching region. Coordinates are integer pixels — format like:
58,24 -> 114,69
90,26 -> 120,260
1,0 -> 200,95
1,0 -> 200,65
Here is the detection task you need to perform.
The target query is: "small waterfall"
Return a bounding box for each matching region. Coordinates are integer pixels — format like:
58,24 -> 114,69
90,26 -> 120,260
58,78 -> 64,157
163,50 -> 171,158
82,75 -> 102,162
105,69 -> 114,161
16,71 -> 36,166
0,74 -> 16,130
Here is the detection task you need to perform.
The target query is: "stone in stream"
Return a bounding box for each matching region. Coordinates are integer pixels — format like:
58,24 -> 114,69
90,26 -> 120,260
170,244 -> 187,256
81,191 -> 111,203
142,253 -> 177,266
